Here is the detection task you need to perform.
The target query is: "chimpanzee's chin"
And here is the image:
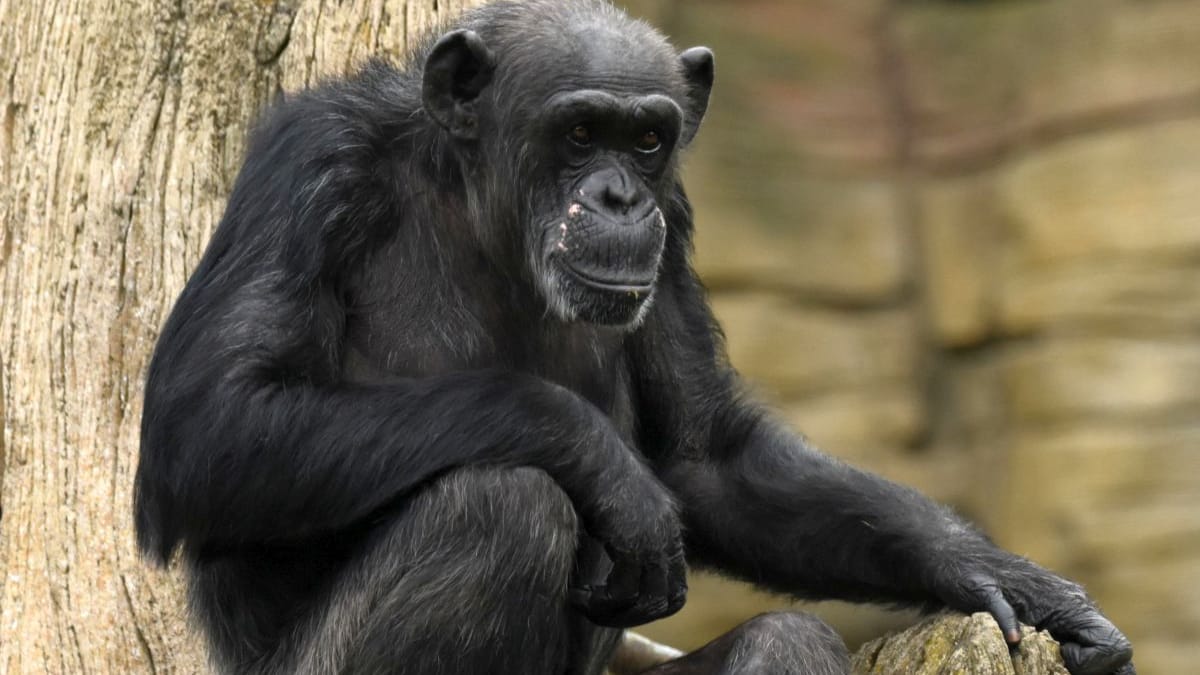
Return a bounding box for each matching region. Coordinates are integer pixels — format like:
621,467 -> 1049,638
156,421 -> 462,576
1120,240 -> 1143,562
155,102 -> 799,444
555,267 -> 654,327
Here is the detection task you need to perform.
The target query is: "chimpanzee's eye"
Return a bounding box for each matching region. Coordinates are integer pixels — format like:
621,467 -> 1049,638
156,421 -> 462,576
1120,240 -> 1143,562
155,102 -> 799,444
634,130 -> 661,154
568,125 -> 592,147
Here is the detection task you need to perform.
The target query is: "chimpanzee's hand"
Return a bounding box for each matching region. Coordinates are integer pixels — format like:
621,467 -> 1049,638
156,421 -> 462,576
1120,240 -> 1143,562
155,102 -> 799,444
568,476 -> 687,628
934,558 -> 1134,675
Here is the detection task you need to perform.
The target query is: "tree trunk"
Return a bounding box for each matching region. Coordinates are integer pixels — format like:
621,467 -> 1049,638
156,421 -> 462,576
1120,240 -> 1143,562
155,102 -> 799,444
0,1 -> 478,671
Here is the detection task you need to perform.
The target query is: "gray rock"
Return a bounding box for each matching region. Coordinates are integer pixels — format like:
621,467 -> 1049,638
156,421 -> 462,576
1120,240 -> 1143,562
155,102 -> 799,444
851,612 -> 1069,675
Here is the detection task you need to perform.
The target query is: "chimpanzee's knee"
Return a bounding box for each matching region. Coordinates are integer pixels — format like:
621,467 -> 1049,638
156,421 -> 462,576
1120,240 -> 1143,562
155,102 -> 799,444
397,465 -> 580,605
648,611 -> 850,675
725,612 -> 850,675
443,466 -> 575,539
318,466 -> 584,675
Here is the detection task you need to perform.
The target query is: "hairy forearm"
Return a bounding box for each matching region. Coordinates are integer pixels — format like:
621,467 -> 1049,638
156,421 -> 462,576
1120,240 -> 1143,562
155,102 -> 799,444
664,418 -> 983,605
138,369 -> 643,555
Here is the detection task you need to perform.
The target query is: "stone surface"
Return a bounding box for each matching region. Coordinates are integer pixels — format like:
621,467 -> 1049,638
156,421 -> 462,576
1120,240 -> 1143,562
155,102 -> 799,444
692,176 -> 909,302
623,612 -> 1070,675
651,0 -> 912,303
897,0 -> 1200,166
918,175 -> 1002,347
777,383 -> 926,452
851,612 -> 1069,675
998,424 -> 1200,600
669,0 -> 894,169
711,294 -> 918,397
998,119 -> 1200,268
1001,338 -> 1200,424
657,0 -> 909,303
999,258 -> 1200,335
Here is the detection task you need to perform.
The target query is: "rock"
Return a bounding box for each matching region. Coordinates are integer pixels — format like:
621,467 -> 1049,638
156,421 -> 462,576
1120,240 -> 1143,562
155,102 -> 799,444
675,0 -> 895,169
1001,338 -> 1200,424
613,612 -> 1068,674
918,175 -> 1001,347
897,0 -> 1200,164
691,178 -> 909,303
777,383 -> 926,453
999,259 -> 1200,335
998,119 -> 1200,267
851,612 -> 1069,675
710,293 -> 919,397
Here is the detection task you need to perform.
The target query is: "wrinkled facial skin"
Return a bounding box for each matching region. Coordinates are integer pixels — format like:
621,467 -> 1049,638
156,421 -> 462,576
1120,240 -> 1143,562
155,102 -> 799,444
421,26 -> 712,327
532,90 -> 684,327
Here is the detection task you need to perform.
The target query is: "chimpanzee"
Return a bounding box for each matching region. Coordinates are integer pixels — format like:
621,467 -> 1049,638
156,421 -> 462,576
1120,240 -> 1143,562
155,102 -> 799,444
133,1 -> 1135,673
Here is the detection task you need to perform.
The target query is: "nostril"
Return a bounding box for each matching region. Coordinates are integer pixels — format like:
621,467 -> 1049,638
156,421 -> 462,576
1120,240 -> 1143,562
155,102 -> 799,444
603,177 -> 638,211
580,168 -> 642,215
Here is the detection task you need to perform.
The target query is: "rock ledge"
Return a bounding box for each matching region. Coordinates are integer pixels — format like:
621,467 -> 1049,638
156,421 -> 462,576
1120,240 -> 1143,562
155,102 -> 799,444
851,612 -> 1069,675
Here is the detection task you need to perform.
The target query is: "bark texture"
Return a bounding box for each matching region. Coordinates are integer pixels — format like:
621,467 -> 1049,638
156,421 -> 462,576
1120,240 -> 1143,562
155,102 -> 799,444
0,1 -> 478,672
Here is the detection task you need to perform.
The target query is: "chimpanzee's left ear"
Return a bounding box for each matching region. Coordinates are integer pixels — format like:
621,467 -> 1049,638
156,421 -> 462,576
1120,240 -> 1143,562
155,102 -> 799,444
423,29 -> 497,140
679,47 -> 714,145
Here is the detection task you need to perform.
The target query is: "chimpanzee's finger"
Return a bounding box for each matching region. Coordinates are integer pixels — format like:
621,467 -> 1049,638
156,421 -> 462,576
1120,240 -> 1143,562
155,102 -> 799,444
987,592 -> 1022,646
639,553 -> 668,615
1059,642 -> 1135,675
567,584 -> 594,610
599,553 -> 642,607
1042,603 -> 1133,675
965,574 -> 1021,645
1056,618 -> 1133,675
570,552 -> 644,626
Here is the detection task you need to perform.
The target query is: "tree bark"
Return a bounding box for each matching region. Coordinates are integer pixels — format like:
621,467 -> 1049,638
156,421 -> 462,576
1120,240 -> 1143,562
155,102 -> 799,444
0,1 -> 478,671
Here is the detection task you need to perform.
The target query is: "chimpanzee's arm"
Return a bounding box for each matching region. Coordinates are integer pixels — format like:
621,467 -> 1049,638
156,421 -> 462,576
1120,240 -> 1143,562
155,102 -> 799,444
631,256 -> 951,605
630,245 -> 1134,675
139,357 -> 658,558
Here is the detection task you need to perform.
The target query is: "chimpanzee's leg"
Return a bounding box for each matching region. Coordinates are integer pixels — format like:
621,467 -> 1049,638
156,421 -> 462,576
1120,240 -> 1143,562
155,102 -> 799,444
641,612 -> 850,675
272,466 -> 611,675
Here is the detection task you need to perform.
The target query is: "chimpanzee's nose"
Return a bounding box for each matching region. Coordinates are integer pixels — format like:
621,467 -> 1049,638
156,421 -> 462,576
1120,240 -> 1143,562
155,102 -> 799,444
579,167 -> 643,216
602,171 -> 639,211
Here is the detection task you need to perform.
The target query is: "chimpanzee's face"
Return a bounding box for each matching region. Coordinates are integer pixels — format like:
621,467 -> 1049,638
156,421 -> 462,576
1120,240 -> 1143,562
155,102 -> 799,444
530,88 -> 684,327
421,22 -> 713,328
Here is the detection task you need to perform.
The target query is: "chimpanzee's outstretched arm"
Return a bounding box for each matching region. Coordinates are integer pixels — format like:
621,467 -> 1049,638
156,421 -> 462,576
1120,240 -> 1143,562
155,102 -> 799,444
632,261 -> 955,605
660,410 -> 1132,675
631,255 -> 1134,675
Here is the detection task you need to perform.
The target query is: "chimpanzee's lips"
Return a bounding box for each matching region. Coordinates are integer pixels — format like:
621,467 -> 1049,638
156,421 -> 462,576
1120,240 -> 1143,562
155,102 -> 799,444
549,203 -> 664,296
561,262 -> 655,294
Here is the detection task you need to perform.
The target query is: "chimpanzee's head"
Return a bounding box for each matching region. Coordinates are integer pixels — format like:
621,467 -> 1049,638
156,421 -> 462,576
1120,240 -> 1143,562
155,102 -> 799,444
421,0 -> 713,327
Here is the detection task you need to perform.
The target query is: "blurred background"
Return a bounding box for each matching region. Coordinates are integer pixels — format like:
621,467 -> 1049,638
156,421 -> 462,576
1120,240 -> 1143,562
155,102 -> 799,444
616,1 -> 1200,672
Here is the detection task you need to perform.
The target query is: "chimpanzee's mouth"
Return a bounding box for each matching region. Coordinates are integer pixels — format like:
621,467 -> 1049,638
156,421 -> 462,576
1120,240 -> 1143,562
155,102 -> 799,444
561,262 -> 656,294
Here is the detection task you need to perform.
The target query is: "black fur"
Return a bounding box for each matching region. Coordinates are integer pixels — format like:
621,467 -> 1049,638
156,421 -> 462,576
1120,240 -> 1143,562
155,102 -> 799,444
134,2 -> 1134,674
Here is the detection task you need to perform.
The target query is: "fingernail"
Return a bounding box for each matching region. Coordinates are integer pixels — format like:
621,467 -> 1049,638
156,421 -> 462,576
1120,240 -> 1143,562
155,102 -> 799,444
1006,629 -> 1021,644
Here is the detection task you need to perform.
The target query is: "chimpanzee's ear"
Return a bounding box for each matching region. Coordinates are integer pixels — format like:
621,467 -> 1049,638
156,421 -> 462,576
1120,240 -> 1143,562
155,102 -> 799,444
679,47 -> 714,145
422,29 -> 497,140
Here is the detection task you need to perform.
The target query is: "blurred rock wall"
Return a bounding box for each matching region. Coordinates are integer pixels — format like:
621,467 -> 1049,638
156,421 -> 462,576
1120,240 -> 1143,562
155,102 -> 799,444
619,1 -> 1200,672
